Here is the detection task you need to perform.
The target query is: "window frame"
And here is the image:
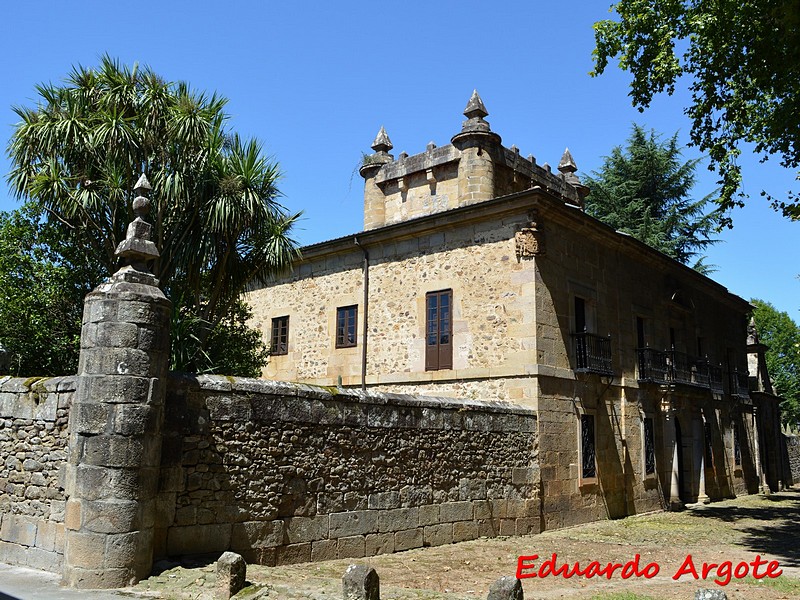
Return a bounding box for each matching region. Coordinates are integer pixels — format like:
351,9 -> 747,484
425,289 -> 453,371
270,315 -> 289,356
579,412 -> 598,484
335,305 -> 358,349
643,416 -> 656,477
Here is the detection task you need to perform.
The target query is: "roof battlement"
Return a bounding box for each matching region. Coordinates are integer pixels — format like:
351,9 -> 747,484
360,91 -> 589,230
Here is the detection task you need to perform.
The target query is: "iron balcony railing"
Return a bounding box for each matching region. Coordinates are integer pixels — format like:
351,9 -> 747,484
637,348 -> 726,393
730,368 -> 750,398
572,332 -> 613,376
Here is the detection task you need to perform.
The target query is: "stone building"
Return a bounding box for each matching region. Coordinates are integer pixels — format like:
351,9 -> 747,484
248,91 -> 775,527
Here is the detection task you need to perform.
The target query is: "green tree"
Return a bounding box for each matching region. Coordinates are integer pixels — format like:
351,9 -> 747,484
584,124 -> 721,272
7,56 -> 299,374
592,1 -> 800,222
0,204 -> 104,375
751,299 -> 800,426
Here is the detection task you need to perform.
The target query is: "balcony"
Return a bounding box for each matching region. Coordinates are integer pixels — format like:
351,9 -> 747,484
573,332 -> 613,376
637,348 -> 725,392
730,368 -> 751,398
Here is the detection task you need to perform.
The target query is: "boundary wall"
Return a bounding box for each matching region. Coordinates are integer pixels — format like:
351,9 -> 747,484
0,374 -> 539,574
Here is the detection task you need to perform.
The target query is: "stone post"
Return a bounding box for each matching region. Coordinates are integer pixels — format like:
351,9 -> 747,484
696,415 -> 710,504
663,402 -> 683,510
63,174 -> 171,588
343,564 -> 380,600
451,90 -> 501,206
487,576 -> 523,599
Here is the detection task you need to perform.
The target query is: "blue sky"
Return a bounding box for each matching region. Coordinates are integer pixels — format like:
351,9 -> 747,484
1,1 -> 797,317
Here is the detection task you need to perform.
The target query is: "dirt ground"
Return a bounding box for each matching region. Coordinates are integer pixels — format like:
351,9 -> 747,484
131,489 -> 800,600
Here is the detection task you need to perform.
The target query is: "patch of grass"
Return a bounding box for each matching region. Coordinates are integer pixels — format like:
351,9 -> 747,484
742,574 -> 800,593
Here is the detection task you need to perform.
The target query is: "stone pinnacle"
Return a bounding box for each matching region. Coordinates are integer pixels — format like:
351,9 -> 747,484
371,126 -> 393,153
463,89 -> 488,120
558,148 -> 578,173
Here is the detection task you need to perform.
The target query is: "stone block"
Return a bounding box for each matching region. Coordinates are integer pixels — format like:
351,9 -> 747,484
25,546 -> 61,572
377,507 -> 418,533
473,500 -> 493,520
311,539 -> 338,561
695,589 -> 728,600
418,504 -> 440,526
516,518 -> 540,536
93,321 -> 139,348
62,565 -> 137,589
365,532 -> 394,556
285,515 -> 329,543
80,499 -> 140,534
423,523 -> 452,547
337,535 -> 365,559
207,396 -> 253,421
105,530 -> 151,569
439,501 -> 473,523
342,564 -> 379,600
0,514 -> 37,546
276,542 -> 311,565
477,518 -> 500,538
35,520 -> 57,552
216,551 -> 246,599
231,520 -> 285,549
167,524 -> 231,555
400,484 -> 432,507
113,404 -> 159,436
71,403 -> 111,434
499,519 -> 516,536
394,528 -> 423,551
459,478 -> 487,500
453,521 -> 479,543
84,375 -> 150,405
64,531 -> 107,569
487,575 -> 523,600
329,511 -> 377,537
368,491 -> 400,509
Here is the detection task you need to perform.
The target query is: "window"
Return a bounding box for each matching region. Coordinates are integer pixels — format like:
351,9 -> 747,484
733,423 -> 742,467
575,296 -> 587,333
336,305 -> 358,348
636,317 -> 646,349
270,316 -> 289,355
425,289 -> 453,371
643,417 -> 655,475
580,414 -> 597,480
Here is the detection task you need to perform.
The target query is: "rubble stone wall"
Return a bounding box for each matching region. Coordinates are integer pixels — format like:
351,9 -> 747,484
0,376 -> 74,572
785,434 -> 800,484
156,375 -> 539,565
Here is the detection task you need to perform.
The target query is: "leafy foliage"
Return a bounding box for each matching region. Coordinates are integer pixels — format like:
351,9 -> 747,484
751,299 -> 800,426
592,1 -> 800,222
7,57 -> 300,375
584,124 -> 721,272
0,204 -> 104,375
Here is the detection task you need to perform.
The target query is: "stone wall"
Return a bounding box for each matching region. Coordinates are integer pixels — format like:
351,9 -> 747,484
786,434 -> 800,484
156,375 -> 539,565
0,376 -> 73,572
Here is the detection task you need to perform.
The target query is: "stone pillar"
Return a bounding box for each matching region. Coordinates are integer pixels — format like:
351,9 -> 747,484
751,408 -> 769,494
63,175 -> 170,588
451,90 -> 501,206
663,402 -> 682,510
696,416 -> 710,504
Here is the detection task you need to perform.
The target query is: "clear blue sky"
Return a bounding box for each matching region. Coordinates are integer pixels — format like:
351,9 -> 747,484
0,1 -> 796,317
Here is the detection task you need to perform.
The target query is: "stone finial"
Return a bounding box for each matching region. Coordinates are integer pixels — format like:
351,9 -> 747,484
558,148 -> 578,174
371,126 -> 393,153
487,576 -> 523,600
464,89 -> 489,120
114,173 -> 160,272
747,317 -> 759,345
343,564 -> 380,600
557,148 -> 590,203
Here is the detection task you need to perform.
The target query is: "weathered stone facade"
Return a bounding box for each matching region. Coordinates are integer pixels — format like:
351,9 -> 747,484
0,376 -> 73,572
156,375 -> 538,564
247,91 -> 777,532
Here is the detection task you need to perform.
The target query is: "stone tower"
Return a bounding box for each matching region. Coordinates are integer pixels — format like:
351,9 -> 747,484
360,90 -> 588,230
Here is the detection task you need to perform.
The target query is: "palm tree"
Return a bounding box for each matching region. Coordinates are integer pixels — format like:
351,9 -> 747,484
8,56 -> 300,372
